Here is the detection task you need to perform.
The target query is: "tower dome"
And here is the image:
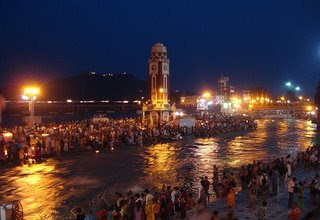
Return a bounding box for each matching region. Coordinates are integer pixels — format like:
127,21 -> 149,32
151,42 -> 167,53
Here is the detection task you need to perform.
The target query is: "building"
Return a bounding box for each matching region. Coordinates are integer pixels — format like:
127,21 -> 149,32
217,74 -> 229,95
217,74 -> 235,98
142,43 -> 176,127
148,43 -> 169,106
180,95 -> 198,106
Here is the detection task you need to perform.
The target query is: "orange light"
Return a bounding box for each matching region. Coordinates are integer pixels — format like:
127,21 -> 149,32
306,106 -> 312,111
3,132 -> 13,138
23,87 -> 40,96
159,88 -> 164,93
202,92 -> 211,98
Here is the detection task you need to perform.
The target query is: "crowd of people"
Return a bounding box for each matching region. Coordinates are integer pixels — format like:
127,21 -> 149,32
0,114 -> 256,166
72,145 -> 319,220
194,114 -> 257,137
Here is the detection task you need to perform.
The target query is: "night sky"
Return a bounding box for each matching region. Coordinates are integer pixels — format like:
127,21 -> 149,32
1,0 -> 320,96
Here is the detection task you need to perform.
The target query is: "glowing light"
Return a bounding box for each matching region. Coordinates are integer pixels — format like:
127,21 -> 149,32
3,132 -> 13,138
95,150 -> 100,154
24,87 -> 40,96
66,99 -> 73,103
21,95 -> 29,100
234,103 -> 240,108
285,82 -> 291,87
159,88 -> 164,93
41,133 -> 49,137
280,96 -> 285,101
306,105 -> 313,111
207,101 -> 213,105
298,96 -> 303,100
295,86 -> 301,91
223,102 -> 229,109
202,92 -> 211,98
174,111 -> 184,117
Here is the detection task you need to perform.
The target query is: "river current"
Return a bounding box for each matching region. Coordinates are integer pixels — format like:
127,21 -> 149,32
0,119 -> 319,219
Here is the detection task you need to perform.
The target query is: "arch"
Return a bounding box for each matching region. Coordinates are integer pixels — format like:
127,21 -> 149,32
152,75 -> 156,90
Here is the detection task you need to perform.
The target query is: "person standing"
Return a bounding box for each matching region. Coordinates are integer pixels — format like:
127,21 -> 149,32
257,201 -> 267,220
287,177 -> 297,208
271,168 -> 280,195
288,202 -> 301,220
297,181 -> 304,209
145,197 -> 155,220
239,166 -> 248,190
226,185 -> 235,209
248,181 -> 257,210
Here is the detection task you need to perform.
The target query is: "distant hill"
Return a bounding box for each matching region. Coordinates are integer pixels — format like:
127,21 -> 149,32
0,72 -> 147,101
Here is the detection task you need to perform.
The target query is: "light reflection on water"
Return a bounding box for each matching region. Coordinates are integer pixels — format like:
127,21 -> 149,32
0,119 -> 318,219
0,162 -> 66,219
141,119 -> 318,188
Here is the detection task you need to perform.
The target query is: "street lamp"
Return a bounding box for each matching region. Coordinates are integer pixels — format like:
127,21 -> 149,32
22,87 -> 40,128
285,82 -> 292,87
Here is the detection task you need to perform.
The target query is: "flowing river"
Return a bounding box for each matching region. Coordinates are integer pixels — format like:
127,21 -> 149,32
0,119 -> 319,219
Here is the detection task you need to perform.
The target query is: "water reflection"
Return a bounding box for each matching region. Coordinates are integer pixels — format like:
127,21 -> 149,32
0,162 -> 65,219
0,119 -> 318,219
141,119 -> 317,190
143,143 -> 179,188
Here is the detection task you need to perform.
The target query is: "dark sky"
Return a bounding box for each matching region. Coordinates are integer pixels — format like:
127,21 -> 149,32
1,0 -> 320,96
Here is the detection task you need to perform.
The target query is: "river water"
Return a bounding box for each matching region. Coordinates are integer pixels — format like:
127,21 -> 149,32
0,119 -> 319,219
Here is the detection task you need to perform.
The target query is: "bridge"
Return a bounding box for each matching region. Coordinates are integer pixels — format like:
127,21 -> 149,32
249,103 -> 315,112
3,101 -> 141,115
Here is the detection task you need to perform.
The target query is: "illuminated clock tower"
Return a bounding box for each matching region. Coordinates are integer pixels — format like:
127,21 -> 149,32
142,43 -> 175,127
148,42 -> 169,106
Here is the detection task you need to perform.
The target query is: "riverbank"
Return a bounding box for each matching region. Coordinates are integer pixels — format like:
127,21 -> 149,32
207,165 -> 320,219
61,144 -> 320,220
0,119 -> 317,219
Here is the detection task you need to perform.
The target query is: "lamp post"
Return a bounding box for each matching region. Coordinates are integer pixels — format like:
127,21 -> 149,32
22,87 -> 40,128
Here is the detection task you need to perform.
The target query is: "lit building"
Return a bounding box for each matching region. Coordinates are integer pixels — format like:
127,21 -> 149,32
148,43 -> 169,105
217,74 -> 235,98
180,95 -> 198,106
142,43 -> 176,126
217,74 -> 229,95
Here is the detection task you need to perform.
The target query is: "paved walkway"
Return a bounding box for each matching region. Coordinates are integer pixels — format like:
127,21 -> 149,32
207,166 -> 319,219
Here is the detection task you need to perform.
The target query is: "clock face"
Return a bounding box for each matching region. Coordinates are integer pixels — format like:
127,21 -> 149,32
163,64 -> 168,71
151,64 -> 156,71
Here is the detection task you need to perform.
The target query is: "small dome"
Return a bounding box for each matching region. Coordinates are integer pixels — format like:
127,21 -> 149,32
151,42 -> 167,53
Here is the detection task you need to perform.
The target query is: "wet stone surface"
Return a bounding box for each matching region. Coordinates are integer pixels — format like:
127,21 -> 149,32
207,166 -> 320,219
